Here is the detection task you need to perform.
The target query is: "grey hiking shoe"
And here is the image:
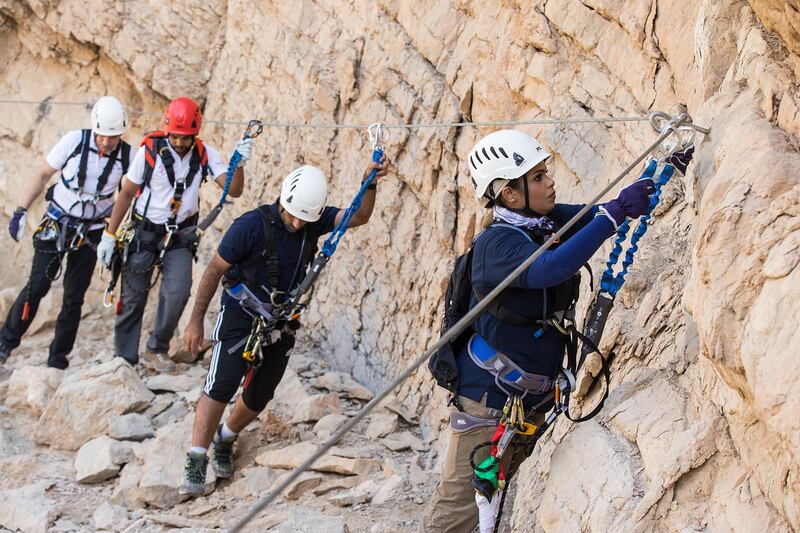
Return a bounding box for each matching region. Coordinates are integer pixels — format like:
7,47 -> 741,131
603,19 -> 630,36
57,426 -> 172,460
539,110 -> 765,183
179,451 -> 208,496
143,349 -> 176,372
211,425 -> 236,478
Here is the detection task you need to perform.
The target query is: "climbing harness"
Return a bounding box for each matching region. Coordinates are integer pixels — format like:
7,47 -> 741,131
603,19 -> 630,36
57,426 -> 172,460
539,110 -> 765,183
581,114 -> 698,364
52,129 -> 131,221
226,111 -> 710,533
197,119 -> 263,232
102,134 -> 209,312
224,123 -> 387,392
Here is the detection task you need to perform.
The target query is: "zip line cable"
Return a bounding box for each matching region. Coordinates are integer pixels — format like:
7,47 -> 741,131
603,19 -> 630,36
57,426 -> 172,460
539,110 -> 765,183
227,113 -> 706,532
0,97 -> 661,130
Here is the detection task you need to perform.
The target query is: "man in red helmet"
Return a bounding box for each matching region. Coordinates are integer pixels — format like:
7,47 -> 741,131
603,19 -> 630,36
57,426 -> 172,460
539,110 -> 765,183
98,96 -> 254,371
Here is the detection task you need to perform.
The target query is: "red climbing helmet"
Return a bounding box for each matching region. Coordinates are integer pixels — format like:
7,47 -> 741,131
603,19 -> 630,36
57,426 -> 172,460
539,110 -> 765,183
162,97 -> 202,135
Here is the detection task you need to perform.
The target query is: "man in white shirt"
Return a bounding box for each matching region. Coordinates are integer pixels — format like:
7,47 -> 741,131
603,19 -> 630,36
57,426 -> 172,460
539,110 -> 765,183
98,96 -> 254,372
1,96 -> 131,368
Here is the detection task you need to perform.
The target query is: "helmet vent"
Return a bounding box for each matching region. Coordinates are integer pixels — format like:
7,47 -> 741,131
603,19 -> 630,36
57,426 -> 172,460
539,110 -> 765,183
482,147 -> 490,160
498,147 -> 508,158
474,151 -> 483,165
490,147 -> 499,158
469,155 -> 477,169
513,152 -> 525,166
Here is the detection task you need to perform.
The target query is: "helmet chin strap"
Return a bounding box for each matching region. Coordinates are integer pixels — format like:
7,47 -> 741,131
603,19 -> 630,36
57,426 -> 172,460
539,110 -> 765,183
508,175 -> 546,218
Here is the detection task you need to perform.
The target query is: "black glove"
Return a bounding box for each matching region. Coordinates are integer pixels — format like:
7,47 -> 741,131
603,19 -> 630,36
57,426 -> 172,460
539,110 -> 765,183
665,145 -> 694,175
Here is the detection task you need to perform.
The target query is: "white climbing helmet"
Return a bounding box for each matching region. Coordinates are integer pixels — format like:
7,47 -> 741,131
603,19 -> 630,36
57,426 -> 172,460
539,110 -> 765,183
468,129 -> 551,203
90,96 -> 128,136
279,165 -> 328,222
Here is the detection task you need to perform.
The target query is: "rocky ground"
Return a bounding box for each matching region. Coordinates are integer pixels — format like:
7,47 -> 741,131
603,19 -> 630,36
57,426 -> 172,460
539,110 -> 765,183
0,312 -> 439,533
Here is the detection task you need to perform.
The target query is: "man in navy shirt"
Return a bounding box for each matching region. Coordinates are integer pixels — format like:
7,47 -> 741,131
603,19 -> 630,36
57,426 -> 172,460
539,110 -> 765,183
179,158 -> 387,496
423,129 -> 693,532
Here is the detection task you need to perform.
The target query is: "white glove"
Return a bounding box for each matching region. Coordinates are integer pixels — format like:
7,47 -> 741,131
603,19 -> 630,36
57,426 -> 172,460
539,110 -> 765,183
234,138 -> 255,167
97,231 -> 117,268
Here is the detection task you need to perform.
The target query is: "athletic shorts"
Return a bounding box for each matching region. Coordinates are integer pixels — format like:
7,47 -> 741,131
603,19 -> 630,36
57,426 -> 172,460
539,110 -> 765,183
203,305 -> 294,412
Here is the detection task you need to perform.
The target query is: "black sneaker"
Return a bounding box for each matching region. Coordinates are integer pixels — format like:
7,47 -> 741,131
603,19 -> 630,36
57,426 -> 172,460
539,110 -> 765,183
211,425 -> 236,479
0,342 -> 11,364
179,451 -> 208,496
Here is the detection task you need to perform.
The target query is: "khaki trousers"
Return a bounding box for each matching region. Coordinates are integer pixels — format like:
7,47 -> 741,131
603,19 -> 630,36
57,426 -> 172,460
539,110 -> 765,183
421,396 -> 545,533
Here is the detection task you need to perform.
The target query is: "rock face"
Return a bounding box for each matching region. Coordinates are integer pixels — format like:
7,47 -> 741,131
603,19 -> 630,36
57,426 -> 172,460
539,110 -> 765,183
33,358 -> 154,450
0,0 -> 799,531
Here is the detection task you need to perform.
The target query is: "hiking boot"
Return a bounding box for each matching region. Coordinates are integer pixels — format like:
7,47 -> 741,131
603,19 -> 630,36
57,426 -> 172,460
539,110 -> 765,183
211,425 -> 237,478
179,451 -> 208,497
143,349 -> 176,372
0,342 -> 10,364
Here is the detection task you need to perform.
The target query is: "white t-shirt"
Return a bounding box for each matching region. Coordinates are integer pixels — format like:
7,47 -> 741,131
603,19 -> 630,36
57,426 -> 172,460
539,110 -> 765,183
128,140 -> 227,224
45,129 -> 131,226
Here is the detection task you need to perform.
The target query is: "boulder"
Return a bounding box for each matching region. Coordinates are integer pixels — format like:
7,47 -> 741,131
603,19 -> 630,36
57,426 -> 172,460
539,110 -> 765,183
315,372 -> 374,401
271,370 -> 311,408
292,393 -> 343,423
137,417 -> 216,508
271,470 -> 327,499
382,457 -> 408,479
33,358 -> 154,450
152,400 -> 189,428
0,481 -> 60,533
255,442 -> 380,476
5,366 -> 63,416
107,413 -> 154,441
365,412 -> 399,439
255,442 -> 317,469
327,478 -> 377,507
381,431 -> 426,452
110,461 -> 146,508
313,413 -> 349,439
74,436 -> 134,483
313,455 -> 382,476
312,474 -> 370,496
92,502 -> 130,531
144,374 -> 196,393
225,466 -> 277,499
372,475 -> 406,505
275,508 -> 349,533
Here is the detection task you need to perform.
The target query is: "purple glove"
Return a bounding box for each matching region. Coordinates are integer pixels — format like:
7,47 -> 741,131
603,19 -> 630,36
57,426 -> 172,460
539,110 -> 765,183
8,207 -> 27,242
599,178 -> 655,227
665,145 -> 694,175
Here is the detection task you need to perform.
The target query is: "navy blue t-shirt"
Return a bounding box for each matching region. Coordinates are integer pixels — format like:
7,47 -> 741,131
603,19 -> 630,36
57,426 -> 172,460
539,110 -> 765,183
456,204 -> 616,410
218,201 -> 340,309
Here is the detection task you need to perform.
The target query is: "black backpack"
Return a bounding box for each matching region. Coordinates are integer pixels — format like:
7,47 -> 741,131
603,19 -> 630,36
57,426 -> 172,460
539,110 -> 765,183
427,248 -> 476,395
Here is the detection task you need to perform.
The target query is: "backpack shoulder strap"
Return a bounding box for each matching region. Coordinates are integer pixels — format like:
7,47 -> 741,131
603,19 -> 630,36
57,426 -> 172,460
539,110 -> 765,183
256,205 -> 280,290
140,132 -> 166,189
60,129 -> 91,189
120,140 -> 131,175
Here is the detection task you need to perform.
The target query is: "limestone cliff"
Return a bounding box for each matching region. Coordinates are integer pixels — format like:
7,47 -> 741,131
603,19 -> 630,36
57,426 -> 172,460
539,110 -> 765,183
0,0 -> 798,530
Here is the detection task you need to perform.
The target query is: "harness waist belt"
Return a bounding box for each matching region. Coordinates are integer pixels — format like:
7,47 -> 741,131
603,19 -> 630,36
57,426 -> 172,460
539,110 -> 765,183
450,410 -> 500,433
47,202 -> 109,225
134,212 -> 199,233
467,334 -> 554,395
